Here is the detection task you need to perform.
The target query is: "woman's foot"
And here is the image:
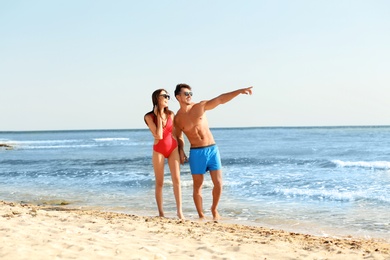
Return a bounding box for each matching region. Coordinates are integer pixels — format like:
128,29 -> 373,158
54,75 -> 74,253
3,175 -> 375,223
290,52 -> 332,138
211,208 -> 220,221
177,211 -> 185,219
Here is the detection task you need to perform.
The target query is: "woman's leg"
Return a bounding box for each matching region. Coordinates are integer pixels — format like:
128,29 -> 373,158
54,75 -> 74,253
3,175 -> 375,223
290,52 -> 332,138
168,147 -> 184,219
152,151 -> 165,217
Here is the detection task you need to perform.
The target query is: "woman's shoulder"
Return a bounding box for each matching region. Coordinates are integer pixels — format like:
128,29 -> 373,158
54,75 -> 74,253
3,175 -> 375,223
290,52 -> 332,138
144,111 -> 156,125
144,111 -> 155,118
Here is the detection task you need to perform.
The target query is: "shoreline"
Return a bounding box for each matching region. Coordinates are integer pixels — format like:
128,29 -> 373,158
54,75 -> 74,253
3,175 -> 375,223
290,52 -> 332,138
1,200 -> 389,259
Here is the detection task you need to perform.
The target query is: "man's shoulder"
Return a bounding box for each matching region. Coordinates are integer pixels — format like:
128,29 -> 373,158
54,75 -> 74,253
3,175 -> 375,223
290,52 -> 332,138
187,102 -> 207,110
175,109 -> 183,117
174,110 -> 183,121
176,102 -> 204,116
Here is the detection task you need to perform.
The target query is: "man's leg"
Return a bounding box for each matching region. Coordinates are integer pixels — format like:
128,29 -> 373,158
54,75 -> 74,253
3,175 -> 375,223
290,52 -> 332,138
192,174 -> 205,219
210,169 -> 222,220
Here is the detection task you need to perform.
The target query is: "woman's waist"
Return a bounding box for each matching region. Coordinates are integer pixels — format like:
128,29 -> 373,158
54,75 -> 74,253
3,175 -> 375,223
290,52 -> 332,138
153,135 -> 177,145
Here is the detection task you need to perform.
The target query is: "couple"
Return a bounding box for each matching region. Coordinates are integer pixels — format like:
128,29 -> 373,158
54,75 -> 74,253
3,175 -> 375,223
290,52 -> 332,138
144,84 -> 253,220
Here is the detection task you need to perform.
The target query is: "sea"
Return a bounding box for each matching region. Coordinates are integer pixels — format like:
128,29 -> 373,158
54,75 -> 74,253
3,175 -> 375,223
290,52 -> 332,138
1,126 -> 389,241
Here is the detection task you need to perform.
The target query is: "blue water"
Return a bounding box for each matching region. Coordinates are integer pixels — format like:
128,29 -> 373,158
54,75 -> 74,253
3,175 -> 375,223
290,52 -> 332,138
1,127 -> 389,240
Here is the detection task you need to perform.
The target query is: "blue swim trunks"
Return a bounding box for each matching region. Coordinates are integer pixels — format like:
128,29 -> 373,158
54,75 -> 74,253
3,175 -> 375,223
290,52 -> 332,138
189,144 -> 222,174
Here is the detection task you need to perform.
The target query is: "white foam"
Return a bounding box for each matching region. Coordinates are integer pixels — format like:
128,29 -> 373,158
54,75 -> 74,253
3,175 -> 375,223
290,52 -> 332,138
94,138 -> 130,142
333,160 -> 390,169
24,145 -> 95,150
276,187 -> 366,202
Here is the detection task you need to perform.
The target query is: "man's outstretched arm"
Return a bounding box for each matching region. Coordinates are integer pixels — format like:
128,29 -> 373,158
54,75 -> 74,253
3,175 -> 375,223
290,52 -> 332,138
204,86 -> 253,111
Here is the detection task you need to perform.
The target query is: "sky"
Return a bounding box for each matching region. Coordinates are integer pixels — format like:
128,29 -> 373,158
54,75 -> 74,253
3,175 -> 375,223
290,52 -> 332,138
1,0 -> 389,131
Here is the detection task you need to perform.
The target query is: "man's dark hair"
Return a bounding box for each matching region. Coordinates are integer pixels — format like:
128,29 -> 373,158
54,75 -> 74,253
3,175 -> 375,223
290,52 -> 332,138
174,83 -> 191,96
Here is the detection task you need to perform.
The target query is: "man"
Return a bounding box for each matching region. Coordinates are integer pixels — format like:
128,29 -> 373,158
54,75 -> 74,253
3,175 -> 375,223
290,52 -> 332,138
174,83 -> 253,220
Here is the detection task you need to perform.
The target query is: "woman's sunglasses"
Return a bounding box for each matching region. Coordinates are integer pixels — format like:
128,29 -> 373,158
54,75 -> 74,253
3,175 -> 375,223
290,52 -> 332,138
159,94 -> 170,100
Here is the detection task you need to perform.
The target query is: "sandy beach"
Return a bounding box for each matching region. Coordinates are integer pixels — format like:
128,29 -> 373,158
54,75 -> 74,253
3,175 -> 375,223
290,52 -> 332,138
0,200 -> 389,259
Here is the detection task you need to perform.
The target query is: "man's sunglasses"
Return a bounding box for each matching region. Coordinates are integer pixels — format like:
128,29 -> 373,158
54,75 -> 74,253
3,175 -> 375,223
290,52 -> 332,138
182,91 -> 193,97
160,94 -> 170,100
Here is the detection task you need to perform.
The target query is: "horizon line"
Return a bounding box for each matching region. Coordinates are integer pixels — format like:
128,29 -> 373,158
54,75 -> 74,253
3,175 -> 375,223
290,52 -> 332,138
1,124 -> 390,133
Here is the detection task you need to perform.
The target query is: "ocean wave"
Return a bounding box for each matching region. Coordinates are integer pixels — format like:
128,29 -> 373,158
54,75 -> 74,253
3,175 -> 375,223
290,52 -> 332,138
275,188 -> 366,202
274,187 -> 390,205
223,157 -> 333,168
1,157 -> 151,168
101,179 -> 153,188
93,157 -> 150,166
332,160 -> 390,170
12,139 -> 80,145
2,137 -> 131,150
3,139 -> 86,150
94,138 -> 130,142
23,145 -> 96,150
224,157 -> 390,171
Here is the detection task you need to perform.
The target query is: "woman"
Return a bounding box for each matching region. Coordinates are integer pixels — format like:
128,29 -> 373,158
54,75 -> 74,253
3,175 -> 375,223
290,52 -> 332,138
144,89 -> 184,219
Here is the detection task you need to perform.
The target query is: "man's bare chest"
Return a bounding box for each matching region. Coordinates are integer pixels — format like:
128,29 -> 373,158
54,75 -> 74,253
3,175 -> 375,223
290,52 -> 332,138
177,115 -> 203,131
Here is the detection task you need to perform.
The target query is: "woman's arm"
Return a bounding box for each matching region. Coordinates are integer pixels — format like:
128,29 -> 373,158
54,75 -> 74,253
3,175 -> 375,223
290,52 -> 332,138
144,113 -> 163,140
